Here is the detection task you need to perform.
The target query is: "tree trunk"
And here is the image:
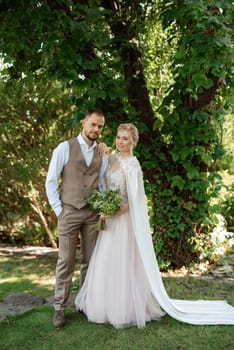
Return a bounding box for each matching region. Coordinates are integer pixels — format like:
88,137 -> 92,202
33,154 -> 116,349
30,202 -> 57,249
102,0 -> 164,146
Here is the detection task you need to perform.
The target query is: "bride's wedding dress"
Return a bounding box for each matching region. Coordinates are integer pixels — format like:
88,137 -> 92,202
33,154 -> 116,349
75,154 -> 234,328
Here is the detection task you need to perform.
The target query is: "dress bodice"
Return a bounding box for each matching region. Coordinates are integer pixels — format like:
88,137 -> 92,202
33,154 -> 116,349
106,154 -> 138,204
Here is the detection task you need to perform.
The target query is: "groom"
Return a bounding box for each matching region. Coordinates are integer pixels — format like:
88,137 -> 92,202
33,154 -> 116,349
45,108 -> 107,328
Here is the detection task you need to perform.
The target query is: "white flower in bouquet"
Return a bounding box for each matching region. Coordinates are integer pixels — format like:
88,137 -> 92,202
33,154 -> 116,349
88,189 -> 122,230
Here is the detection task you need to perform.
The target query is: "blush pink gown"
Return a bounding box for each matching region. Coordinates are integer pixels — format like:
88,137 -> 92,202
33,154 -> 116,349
75,154 -> 234,328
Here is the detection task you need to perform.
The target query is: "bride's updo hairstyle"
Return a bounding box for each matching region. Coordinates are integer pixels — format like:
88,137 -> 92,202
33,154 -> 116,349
117,123 -> 139,148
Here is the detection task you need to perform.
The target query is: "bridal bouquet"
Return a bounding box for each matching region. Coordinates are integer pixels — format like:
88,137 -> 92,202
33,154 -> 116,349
88,189 -> 122,230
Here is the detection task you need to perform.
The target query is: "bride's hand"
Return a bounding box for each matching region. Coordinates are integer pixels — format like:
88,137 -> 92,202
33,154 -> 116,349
97,142 -> 108,156
99,213 -> 110,220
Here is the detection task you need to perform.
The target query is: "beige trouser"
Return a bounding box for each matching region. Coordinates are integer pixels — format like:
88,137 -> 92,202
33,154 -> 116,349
54,204 -> 99,311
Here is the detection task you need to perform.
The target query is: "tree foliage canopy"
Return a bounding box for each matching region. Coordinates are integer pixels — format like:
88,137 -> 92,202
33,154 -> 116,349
0,0 -> 233,268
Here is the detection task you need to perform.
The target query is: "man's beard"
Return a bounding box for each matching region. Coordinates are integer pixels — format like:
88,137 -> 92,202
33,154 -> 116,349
84,131 -> 97,141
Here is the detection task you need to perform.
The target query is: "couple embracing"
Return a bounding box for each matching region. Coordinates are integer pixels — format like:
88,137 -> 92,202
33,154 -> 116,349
46,109 -> 234,329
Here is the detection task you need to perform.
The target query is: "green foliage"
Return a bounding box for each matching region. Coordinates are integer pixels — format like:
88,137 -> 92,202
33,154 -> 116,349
220,182 -> 234,231
220,114 -> 234,174
0,0 -> 233,268
0,72 -> 70,245
146,0 -> 234,267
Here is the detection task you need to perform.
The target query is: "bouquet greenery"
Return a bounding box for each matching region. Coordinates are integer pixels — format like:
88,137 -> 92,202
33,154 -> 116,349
88,189 -> 122,230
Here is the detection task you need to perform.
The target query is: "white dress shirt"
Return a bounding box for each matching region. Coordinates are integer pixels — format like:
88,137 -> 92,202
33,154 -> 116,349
45,134 -> 108,217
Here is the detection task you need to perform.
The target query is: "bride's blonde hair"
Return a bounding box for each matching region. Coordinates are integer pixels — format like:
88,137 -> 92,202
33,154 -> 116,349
117,123 -> 139,148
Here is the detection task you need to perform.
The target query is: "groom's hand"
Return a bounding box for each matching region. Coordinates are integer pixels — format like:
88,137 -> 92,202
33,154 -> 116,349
97,142 -> 108,156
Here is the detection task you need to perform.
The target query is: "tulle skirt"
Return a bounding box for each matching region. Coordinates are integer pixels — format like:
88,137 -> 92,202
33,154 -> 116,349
75,212 -> 165,328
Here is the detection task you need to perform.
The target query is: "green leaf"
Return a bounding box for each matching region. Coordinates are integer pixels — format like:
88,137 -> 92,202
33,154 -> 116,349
182,201 -> 194,211
192,73 -> 213,90
186,167 -> 200,180
87,88 -> 106,99
171,175 -> 185,190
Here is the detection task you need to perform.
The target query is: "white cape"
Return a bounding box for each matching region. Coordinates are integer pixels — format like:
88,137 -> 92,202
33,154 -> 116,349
125,162 -> 234,325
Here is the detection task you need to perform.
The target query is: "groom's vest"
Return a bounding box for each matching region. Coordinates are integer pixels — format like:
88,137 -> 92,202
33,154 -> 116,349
60,138 -> 102,210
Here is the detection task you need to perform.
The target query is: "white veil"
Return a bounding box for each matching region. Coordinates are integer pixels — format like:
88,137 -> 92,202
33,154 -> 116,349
124,160 -> 234,325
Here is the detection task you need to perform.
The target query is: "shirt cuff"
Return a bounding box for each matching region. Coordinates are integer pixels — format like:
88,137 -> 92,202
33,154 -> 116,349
54,206 -> 63,217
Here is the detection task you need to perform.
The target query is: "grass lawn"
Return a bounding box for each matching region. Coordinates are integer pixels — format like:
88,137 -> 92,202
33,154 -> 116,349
0,252 -> 234,350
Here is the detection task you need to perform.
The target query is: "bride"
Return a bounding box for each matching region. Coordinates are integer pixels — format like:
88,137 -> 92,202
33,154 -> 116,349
75,123 -> 234,328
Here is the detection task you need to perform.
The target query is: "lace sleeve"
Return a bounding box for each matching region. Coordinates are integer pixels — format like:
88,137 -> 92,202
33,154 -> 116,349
121,157 -> 142,178
106,155 -> 142,205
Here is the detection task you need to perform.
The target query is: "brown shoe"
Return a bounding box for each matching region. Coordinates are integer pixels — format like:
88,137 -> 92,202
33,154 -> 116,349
53,310 -> 66,328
